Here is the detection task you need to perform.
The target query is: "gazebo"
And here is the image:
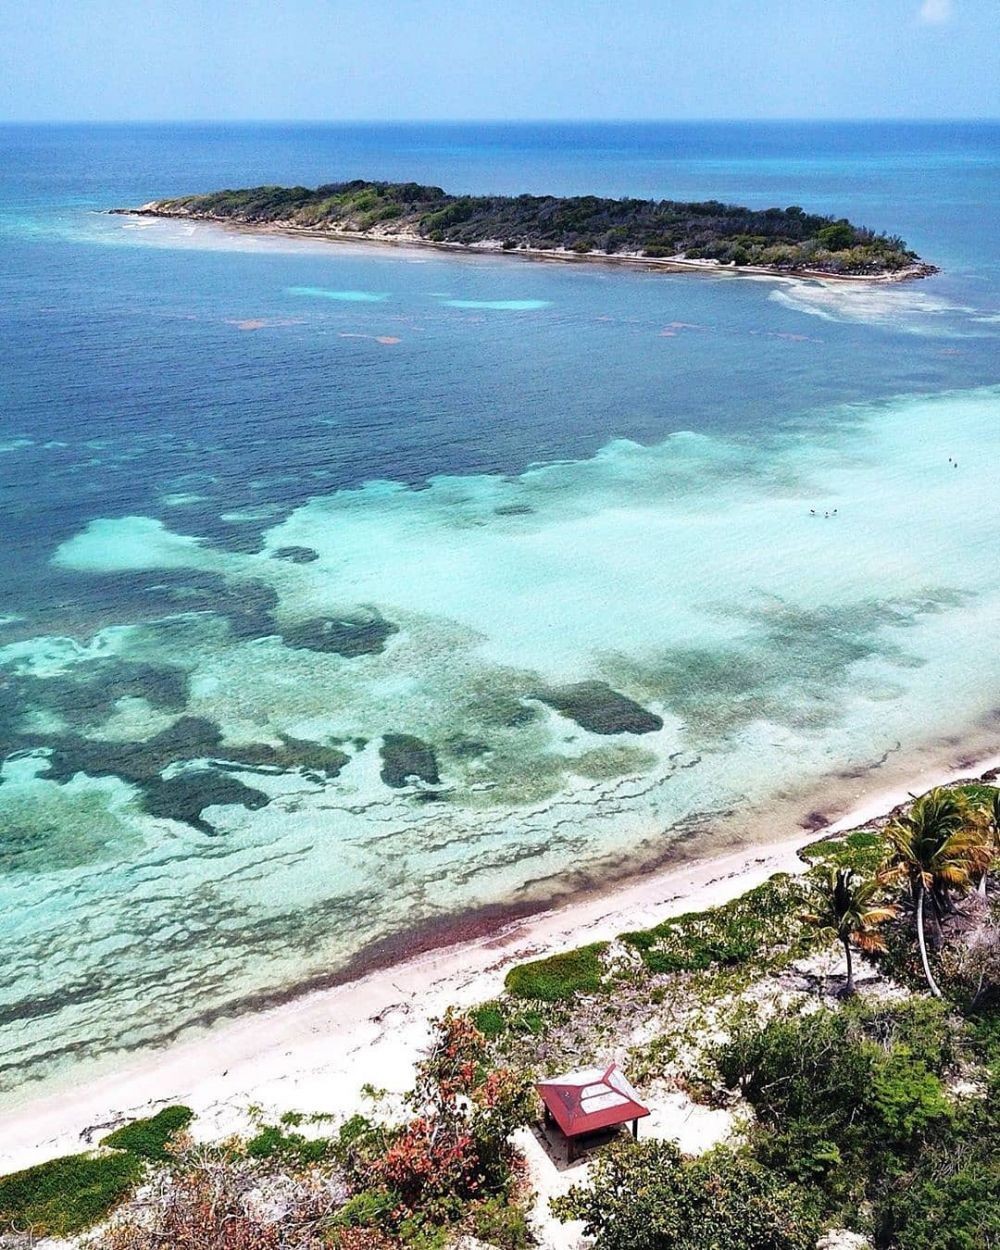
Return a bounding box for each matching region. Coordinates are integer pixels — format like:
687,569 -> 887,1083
536,1062 -> 650,1161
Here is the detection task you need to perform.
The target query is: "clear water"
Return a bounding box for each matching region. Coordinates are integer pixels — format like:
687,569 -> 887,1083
1,122 -> 998,1103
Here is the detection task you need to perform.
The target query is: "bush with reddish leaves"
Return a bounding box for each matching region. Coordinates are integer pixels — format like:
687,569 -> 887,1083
339,1011 -> 535,1237
100,1015 -> 533,1249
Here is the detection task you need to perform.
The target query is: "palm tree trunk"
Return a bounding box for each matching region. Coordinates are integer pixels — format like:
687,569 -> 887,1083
916,883 -> 942,999
842,937 -> 855,997
927,890 -> 945,950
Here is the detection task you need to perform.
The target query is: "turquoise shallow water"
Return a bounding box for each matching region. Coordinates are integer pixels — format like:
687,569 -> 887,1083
0,122 -> 999,1102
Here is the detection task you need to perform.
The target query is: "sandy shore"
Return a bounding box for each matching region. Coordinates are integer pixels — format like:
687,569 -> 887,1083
112,209 -> 936,285
1,746 -> 996,1177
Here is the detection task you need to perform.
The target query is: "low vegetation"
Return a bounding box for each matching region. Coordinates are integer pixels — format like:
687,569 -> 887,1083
96,1012 -> 534,1250
100,1104 -> 194,1160
124,181 -> 928,276
553,1139 -> 820,1250
0,1152 -> 143,1239
620,874 -> 810,975
504,941 -> 608,1001
0,1105 -> 196,1239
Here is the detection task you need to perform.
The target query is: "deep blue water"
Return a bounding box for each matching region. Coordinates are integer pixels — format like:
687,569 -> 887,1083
0,122 -> 999,1101
3,121 -> 998,614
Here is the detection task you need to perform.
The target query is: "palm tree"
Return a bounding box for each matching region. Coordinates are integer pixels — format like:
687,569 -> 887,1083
882,787 -> 987,997
804,867 -> 897,996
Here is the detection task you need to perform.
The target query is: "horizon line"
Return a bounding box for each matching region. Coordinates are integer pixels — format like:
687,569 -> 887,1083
2,115 -> 998,126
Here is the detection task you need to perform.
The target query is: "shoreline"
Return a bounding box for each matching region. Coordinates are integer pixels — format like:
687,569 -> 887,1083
110,209 -> 937,285
1,740 -> 997,1177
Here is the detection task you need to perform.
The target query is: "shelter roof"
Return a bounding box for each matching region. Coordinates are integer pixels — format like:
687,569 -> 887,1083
536,1063 -> 649,1137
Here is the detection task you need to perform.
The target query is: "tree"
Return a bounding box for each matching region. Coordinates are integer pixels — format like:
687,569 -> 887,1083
882,788 -> 987,997
552,1138 -> 818,1250
804,868 -> 896,996
816,221 -> 855,250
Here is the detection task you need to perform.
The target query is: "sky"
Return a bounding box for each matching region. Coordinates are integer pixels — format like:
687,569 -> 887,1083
0,0 -> 997,123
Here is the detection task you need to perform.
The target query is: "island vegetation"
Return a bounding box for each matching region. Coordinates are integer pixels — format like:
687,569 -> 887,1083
117,181 -> 933,278
1,779 -> 997,1249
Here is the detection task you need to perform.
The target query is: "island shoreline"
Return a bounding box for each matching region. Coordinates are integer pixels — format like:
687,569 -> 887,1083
110,209 -> 938,285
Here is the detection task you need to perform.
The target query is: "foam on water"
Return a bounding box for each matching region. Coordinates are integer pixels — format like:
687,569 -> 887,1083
441,299 -> 553,310
768,280 -> 994,334
285,286 -> 390,302
2,385 -> 997,1099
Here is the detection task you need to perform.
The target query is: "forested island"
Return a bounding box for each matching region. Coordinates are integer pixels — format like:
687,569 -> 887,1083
116,181 -> 934,279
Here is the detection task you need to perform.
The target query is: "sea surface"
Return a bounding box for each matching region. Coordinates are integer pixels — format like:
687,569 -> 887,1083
1,121 -> 999,1105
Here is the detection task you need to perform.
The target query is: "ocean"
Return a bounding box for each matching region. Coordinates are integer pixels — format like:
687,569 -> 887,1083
0,120 -> 998,1105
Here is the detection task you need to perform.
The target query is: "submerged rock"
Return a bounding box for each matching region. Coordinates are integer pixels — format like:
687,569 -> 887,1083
535,681 -> 663,735
143,770 -> 270,833
42,716 -> 226,787
23,714 -> 348,831
281,613 -> 398,657
271,545 -> 319,564
380,733 -> 441,788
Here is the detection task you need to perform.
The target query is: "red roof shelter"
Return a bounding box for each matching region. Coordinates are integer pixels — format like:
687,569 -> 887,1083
536,1063 -> 650,1160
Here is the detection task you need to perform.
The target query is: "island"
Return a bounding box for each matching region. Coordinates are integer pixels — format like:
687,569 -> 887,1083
113,180 -> 935,280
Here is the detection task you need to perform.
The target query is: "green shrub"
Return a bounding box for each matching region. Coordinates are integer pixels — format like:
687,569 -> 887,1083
395,1214 -> 452,1248
470,999 -> 547,1038
717,1000 -> 957,1197
471,1001 -> 507,1038
800,828 -> 886,875
0,1151 -> 143,1237
868,1051 -> 953,1148
332,1186 -> 400,1227
101,1104 -> 193,1160
245,1123 -> 330,1164
472,1193 -> 533,1248
621,876 -> 808,975
504,942 -> 608,1001
553,1138 -> 819,1250
874,1102 -> 1000,1250
817,221 -> 855,250
954,782 -> 999,811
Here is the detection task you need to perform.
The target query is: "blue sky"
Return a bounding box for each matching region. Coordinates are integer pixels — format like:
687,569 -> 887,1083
1,0 -> 997,122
